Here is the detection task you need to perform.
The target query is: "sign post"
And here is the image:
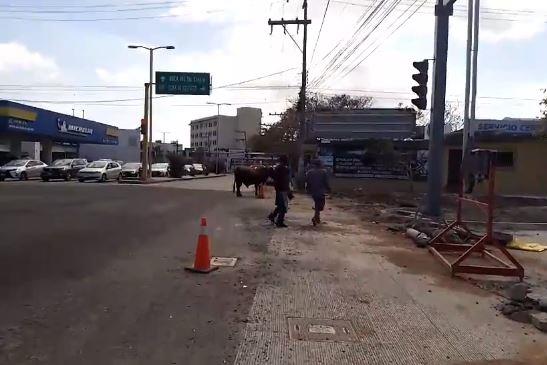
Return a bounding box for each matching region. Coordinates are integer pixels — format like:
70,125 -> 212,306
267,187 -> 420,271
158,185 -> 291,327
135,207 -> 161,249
155,72 -> 211,95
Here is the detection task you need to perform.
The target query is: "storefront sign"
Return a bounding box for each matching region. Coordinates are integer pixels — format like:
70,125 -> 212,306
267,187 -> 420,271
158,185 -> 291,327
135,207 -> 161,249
334,156 -> 408,180
57,118 -> 93,136
7,118 -> 34,132
474,119 -> 543,136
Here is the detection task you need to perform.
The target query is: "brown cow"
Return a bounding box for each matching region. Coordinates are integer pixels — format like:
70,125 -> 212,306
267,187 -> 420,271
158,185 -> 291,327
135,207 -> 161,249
232,165 -> 273,197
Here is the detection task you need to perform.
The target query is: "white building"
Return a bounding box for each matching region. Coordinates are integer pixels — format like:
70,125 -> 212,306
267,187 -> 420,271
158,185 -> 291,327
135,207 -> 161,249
79,128 -> 140,163
190,107 -> 261,151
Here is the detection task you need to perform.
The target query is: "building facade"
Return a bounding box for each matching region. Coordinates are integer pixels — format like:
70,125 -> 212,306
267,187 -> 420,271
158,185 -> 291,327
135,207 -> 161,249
189,107 -> 261,151
0,100 -> 121,164
443,117 -> 547,195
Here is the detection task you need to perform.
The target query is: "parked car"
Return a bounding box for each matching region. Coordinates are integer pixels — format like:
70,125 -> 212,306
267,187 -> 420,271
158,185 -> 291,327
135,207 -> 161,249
192,163 -> 209,176
0,159 -> 47,181
120,162 -> 142,180
151,163 -> 170,177
77,160 -> 122,182
184,164 -> 196,176
41,158 -> 88,181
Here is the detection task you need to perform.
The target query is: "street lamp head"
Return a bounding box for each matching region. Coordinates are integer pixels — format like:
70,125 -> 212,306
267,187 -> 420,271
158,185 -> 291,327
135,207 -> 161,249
165,46 -> 175,50
127,45 -> 139,49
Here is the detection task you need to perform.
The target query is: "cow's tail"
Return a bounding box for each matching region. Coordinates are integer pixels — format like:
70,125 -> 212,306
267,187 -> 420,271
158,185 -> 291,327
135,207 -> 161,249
232,178 -> 236,193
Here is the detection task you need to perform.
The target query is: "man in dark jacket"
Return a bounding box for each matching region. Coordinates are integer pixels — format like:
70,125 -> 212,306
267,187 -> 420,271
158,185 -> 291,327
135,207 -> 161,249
306,159 -> 331,226
268,155 -> 292,228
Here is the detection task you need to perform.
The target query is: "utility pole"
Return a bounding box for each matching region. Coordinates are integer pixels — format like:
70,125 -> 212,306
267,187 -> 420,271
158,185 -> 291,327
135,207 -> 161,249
82,109 -> 85,118
268,0 -> 311,188
425,0 -> 457,216
462,0 -> 473,161
161,131 -> 169,144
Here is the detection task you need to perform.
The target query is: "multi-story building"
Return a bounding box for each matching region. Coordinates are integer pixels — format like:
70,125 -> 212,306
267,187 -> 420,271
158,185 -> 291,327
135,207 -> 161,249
189,107 -> 261,151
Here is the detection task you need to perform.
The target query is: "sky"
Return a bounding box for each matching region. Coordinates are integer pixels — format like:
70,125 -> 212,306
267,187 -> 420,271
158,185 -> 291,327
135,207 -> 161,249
0,0 -> 546,147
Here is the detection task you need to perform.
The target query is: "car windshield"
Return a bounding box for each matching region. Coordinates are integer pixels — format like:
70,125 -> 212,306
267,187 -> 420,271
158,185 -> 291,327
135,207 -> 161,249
52,159 -> 72,166
4,160 -> 27,167
123,163 -> 141,169
87,161 -> 107,168
152,163 -> 168,169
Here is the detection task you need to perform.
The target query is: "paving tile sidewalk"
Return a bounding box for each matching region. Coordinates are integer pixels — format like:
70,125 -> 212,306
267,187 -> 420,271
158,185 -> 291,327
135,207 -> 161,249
235,195 -> 547,364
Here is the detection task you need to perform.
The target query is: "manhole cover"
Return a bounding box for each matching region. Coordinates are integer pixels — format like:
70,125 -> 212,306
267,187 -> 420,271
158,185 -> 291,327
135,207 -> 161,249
211,257 -> 238,267
287,317 -> 357,342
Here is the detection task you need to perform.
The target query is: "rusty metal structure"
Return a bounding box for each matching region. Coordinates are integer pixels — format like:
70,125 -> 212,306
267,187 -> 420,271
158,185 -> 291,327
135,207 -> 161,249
428,149 -> 524,279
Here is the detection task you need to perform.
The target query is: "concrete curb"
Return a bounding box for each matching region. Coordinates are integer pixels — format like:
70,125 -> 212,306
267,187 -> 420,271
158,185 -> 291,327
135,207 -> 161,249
118,174 -> 227,185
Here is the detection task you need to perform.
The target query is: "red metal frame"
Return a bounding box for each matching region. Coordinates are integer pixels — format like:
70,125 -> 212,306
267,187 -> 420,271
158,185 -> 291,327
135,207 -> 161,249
428,150 -> 524,280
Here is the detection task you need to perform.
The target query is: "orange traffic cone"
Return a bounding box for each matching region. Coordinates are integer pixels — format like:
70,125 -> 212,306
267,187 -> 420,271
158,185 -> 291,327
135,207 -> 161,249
185,217 -> 218,273
257,184 -> 265,199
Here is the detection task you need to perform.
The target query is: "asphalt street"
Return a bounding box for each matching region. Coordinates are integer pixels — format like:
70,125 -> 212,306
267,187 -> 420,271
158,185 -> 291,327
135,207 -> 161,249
0,177 -> 271,365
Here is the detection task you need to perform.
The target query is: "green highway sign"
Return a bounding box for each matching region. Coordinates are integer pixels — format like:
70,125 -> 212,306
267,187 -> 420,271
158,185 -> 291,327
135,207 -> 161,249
155,72 -> 211,95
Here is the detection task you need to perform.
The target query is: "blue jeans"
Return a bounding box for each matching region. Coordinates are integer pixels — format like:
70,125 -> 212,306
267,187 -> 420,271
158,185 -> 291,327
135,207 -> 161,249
273,191 -> 289,223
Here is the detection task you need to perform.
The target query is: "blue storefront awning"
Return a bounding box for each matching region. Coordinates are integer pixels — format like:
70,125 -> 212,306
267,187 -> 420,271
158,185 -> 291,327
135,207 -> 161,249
0,100 -> 119,145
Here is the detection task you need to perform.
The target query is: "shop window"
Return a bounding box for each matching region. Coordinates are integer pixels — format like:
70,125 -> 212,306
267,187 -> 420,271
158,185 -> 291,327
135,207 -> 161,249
496,152 -> 514,167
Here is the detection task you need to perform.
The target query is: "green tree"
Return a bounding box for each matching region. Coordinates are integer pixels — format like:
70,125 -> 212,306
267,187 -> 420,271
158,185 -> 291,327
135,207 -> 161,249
541,89 -> 547,119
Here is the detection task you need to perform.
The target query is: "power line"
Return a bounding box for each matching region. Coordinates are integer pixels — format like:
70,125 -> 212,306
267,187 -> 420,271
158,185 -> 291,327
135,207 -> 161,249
312,0 -> 403,88
339,0 -> 427,80
332,0 -> 547,20
0,1 -> 185,9
310,0 -> 331,65
0,14 -> 180,22
0,4 -> 180,14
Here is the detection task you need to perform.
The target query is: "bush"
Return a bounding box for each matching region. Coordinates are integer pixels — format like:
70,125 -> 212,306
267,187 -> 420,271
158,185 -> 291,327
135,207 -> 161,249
167,154 -> 193,178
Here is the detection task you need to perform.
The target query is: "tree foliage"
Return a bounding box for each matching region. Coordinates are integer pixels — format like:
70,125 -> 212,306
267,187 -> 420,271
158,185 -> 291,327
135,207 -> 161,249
541,89 -> 547,119
249,93 -> 374,155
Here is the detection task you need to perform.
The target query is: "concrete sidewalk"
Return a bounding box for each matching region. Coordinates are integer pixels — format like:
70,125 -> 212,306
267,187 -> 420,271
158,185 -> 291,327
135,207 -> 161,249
235,195 -> 547,364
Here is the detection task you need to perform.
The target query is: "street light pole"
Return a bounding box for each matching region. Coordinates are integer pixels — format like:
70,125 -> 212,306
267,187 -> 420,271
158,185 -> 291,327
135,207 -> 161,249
128,44 -> 175,179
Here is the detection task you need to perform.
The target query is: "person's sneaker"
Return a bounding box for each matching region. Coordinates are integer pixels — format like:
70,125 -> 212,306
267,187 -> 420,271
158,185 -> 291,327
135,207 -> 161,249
275,222 -> 288,228
312,217 -> 318,226
267,213 -> 275,223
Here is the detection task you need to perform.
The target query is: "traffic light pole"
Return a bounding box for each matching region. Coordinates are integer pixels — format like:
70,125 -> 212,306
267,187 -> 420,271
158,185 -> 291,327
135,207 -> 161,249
141,83 -> 150,182
426,0 -> 456,216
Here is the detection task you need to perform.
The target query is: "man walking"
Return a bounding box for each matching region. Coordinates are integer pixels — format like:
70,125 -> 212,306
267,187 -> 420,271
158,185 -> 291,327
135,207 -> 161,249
268,155 -> 292,228
306,159 -> 331,226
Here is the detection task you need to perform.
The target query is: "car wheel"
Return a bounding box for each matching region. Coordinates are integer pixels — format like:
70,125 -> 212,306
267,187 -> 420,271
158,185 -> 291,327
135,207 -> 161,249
78,178 -> 85,183
64,175 -> 71,181
99,173 -> 107,183
117,173 -> 122,181
19,172 -> 27,181
42,177 -> 49,182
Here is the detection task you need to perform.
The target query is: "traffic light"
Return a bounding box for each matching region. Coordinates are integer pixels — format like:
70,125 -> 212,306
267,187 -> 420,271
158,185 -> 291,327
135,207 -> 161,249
411,60 -> 429,110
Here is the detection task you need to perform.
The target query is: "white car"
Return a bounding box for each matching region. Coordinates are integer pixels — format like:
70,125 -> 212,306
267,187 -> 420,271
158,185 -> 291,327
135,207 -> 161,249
0,159 -> 47,181
151,163 -> 170,177
77,160 -> 122,182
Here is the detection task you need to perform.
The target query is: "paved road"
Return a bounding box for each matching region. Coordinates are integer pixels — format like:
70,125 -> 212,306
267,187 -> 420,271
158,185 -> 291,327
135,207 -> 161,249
0,178 -> 271,365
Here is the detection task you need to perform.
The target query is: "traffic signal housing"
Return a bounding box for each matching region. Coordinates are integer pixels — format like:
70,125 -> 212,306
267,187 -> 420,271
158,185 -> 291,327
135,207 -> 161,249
411,60 -> 429,110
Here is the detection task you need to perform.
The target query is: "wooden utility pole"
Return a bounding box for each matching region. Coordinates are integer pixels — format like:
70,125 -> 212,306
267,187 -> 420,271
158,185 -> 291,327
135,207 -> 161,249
268,0 -> 311,187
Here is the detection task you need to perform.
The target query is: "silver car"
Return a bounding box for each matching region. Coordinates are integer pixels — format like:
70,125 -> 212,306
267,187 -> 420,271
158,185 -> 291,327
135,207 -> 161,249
0,159 -> 47,181
77,160 -> 122,182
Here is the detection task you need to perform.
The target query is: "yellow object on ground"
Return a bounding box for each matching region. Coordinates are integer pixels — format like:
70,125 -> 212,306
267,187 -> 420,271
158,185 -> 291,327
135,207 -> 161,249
507,239 -> 547,252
